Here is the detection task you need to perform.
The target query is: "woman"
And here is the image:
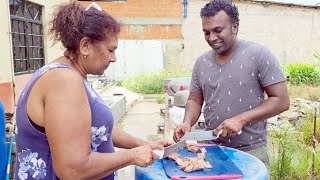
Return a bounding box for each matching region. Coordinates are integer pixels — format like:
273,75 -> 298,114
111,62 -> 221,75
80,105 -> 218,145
14,2 -> 171,180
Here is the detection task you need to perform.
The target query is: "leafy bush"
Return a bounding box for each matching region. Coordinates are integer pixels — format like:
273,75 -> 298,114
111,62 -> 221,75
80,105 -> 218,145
284,64 -> 320,85
122,70 -> 191,94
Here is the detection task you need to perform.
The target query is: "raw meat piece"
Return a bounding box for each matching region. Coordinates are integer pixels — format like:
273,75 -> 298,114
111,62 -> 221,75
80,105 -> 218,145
175,158 -> 184,166
182,164 -> 194,172
168,153 -> 180,161
167,144 -> 213,173
204,161 -> 213,168
187,144 -> 200,153
197,148 -> 206,160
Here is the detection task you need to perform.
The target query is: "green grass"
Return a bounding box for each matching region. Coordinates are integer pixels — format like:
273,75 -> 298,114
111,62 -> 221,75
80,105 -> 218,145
270,129 -> 298,180
296,111 -> 320,146
290,149 -> 313,179
287,84 -> 320,101
155,94 -> 165,104
114,80 -> 123,86
269,109 -> 320,180
122,70 -> 191,94
315,148 -> 320,179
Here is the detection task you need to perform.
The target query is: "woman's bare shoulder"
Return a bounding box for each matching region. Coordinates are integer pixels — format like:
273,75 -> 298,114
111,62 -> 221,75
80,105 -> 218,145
32,66 -> 85,102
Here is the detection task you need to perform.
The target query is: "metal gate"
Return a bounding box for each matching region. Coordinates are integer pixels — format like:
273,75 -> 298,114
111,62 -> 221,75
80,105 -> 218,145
9,0 -> 44,75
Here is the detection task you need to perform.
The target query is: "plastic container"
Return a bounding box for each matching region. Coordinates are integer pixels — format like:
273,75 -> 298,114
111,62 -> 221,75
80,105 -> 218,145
0,101 -> 7,180
163,77 -> 191,95
135,145 -> 268,180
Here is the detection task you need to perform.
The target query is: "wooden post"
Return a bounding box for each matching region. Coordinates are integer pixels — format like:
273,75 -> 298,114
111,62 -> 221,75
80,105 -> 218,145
312,101 -> 318,177
164,93 -> 173,141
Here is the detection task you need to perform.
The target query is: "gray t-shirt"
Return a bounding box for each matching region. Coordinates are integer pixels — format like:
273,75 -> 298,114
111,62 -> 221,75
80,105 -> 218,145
190,40 -> 285,151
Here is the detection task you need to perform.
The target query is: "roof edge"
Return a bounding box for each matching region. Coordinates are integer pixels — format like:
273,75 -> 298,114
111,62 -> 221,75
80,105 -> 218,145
239,0 -> 320,8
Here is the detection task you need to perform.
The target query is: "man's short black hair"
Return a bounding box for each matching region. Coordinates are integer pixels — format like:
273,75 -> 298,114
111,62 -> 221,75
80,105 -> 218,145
200,0 -> 239,24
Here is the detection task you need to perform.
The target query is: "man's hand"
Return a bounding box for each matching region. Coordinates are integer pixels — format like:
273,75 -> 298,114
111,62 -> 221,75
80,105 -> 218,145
215,117 -> 244,137
173,122 -> 191,142
147,139 -> 174,148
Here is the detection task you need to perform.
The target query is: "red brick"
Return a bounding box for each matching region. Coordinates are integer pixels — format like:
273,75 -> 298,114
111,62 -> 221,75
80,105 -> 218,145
79,0 -> 182,40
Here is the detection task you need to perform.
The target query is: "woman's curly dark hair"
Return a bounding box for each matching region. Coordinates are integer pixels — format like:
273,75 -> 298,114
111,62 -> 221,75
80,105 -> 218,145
49,1 -> 120,60
200,0 -> 239,24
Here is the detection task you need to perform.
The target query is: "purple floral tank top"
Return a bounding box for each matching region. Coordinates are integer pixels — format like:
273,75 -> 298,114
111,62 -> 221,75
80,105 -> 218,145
14,63 -> 116,180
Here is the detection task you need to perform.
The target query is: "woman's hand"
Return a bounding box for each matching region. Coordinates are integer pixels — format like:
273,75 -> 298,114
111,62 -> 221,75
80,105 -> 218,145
130,144 -> 163,167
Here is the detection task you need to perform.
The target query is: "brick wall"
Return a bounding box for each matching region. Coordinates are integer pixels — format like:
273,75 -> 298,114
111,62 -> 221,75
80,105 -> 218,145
120,25 -> 182,39
79,0 -> 182,39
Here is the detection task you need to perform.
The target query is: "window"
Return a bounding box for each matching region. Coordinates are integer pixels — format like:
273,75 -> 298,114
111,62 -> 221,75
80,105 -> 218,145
9,0 -> 44,75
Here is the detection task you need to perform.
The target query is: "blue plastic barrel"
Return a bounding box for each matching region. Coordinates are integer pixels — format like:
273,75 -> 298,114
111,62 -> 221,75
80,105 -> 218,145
135,145 -> 268,180
0,101 -> 7,180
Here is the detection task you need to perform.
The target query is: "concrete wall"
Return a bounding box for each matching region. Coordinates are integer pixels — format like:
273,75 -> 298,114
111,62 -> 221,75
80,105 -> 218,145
79,0 -> 184,79
0,0 -> 68,113
79,0 -> 182,39
181,0 -> 320,70
0,1 -> 15,113
0,0 -> 183,111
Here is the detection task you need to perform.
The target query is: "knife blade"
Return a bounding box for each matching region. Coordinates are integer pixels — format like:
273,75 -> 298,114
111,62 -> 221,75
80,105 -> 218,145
180,130 -> 217,141
180,129 -> 242,141
153,140 -> 187,159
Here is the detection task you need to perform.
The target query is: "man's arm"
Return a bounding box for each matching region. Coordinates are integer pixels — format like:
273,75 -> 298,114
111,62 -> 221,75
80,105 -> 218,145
183,92 -> 204,126
238,81 -> 289,125
173,91 -> 204,142
216,81 -> 290,137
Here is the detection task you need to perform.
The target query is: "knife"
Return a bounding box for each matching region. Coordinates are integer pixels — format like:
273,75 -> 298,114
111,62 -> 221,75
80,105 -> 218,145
180,129 -> 242,141
153,140 -> 187,159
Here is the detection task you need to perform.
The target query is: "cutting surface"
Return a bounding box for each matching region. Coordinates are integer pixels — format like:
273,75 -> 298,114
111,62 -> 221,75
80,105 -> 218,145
162,146 -> 243,179
135,145 -> 268,180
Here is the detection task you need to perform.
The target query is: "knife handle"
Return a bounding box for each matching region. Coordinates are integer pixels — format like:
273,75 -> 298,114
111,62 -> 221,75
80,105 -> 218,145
215,129 -> 242,138
216,129 -> 223,138
152,149 -> 164,159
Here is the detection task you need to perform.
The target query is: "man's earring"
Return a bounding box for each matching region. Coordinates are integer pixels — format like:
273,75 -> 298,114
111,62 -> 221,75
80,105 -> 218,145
84,55 -> 87,58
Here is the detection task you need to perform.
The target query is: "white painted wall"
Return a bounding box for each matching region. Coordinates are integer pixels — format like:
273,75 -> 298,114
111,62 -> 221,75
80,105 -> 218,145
0,0 -> 68,84
180,0 -> 320,70
0,0 -> 13,83
104,40 -> 165,81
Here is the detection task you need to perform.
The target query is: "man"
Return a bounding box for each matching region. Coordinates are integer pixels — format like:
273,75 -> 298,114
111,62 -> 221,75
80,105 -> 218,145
173,0 -> 290,169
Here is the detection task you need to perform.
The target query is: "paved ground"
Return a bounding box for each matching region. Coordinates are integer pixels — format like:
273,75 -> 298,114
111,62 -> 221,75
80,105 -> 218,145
97,85 -> 209,180
116,99 -> 166,180
99,86 -> 167,180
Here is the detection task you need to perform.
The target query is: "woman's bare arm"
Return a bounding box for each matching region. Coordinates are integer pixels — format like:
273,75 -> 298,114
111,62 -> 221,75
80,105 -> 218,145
42,68 -> 157,179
